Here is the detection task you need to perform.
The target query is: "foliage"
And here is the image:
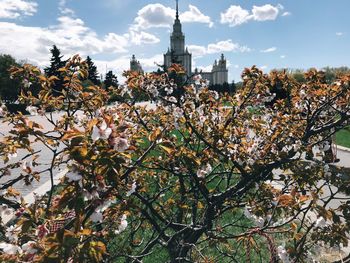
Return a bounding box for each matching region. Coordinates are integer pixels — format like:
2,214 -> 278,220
104,71 -> 118,90
209,82 -> 236,94
44,45 -> 67,96
0,54 -> 21,103
86,56 -> 100,85
289,67 -> 350,84
1,57 -> 350,263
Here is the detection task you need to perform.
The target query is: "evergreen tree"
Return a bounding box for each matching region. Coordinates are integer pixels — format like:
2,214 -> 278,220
44,45 -> 66,96
0,54 -> 21,102
86,56 -> 100,85
104,71 -> 118,89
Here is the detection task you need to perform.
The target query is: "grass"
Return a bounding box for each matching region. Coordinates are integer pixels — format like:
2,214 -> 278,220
336,127 -> 350,148
108,209 -> 271,263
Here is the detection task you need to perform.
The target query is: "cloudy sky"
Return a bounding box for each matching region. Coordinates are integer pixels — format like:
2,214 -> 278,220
0,0 -> 349,82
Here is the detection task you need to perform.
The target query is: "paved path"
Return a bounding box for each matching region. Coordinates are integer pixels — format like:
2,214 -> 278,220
335,147 -> 350,168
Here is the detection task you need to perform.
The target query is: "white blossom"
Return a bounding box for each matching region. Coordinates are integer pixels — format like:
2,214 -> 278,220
8,151 -> 17,159
167,96 -> 177,103
314,217 -> 327,228
196,163 -> 212,178
22,241 -> 37,254
146,84 -> 159,97
25,106 -> 38,116
0,242 -> 21,255
83,189 -> 99,201
165,86 -> 173,95
277,245 -> 292,263
5,225 -> 19,242
90,211 -> 103,223
0,204 -> 13,216
115,214 -> 128,234
66,170 -> 82,182
126,182 -> 137,196
173,107 -> 184,119
0,105 -> 6,117
23,79 -> 32,88
92,121 -> 112,141
319,141 -> 330,152
114,137 -> 130,152
22,160 -> 33,171
193,74 -> 202,85
244,207 -> 265,227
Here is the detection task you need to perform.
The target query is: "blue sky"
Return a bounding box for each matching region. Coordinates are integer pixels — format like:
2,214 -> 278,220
0,0 -> 349,82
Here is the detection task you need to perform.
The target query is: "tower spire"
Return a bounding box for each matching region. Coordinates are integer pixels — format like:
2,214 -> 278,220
176,0 -> 179,20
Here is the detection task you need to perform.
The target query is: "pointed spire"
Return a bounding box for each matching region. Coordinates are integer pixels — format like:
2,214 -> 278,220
176,0 -> 179,20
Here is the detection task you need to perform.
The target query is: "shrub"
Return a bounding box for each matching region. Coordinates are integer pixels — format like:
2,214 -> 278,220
0,57 -> 350,262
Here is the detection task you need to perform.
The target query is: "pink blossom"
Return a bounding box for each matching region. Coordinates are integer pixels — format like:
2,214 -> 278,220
113,137 -> 130,152
92,121 -> 112,141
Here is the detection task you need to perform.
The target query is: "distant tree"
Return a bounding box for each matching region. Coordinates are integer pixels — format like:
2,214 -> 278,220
104,71 -> 118,89
289,69 -> 306,83
209,82 -> 235,94
0,54 -> 21,102
44,45 -> 66,96
266,70 -> 291,107
86,56 -> 100,85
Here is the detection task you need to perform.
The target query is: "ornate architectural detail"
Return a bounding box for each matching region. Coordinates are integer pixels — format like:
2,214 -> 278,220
163,0 -> 192,76
197,53 -> 228,85
130,54 -> 143,73
131,1 -> 229,86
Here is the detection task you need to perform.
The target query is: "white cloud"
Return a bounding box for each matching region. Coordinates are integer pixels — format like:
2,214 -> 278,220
260,65 -> 268,70
280,55 -> 286,59
196,65 -> 213,73
187,45 -> 208,58
220,5 -> 250,27
133,3 -> 174,30
95,54 -> 164,83
260,47 -> 277,53
0,14 -> 161,68
207,40 -> 250,54
181,5 -> 214,28
282,11 -> 291,17
220,4 -> 285,27
138,54 -> 164,70
132,3 -> 213,30
188,40 -> 250,58
336,32 -> 344,36
0,0 -> 38,19
251,4 -> 279,21
127,30 -> 160,45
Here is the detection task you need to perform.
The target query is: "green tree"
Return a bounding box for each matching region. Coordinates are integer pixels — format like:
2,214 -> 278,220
44,45 -> 66,96
0,54 -> 21,102
86,56 -> 100,85
103,70 -> 118,89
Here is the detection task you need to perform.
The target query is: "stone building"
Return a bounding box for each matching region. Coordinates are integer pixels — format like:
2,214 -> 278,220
195,54 -> 228,85
163,0 -> 192,77
130,0 -> 229,86
130,54 -> 143,73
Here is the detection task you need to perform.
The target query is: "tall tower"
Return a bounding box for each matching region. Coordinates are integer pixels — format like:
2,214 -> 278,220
211,54 -> 228,85
164,0 -> 192,76
130,54 -> 144,73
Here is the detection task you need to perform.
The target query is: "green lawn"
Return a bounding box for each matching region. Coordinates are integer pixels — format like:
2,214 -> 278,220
336,127 -> 350,148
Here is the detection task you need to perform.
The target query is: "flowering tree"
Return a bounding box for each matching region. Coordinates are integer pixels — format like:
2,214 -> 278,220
0,55 -> 350,262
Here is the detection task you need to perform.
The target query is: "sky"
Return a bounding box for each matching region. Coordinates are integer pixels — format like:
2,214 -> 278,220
0,0 -> 349,83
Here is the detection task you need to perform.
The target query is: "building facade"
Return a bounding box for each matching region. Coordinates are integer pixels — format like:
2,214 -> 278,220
130,0 -> 228,86
163,0 -> 192,77
130,54 -> 144,73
